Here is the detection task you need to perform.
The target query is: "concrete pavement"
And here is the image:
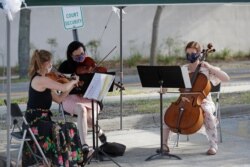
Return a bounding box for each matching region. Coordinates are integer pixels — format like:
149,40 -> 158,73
0,104 -> 250,167
89,113 -> 250,167
0,74 -> 250,166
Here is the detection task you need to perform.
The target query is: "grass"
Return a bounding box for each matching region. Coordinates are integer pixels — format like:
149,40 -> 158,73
99,91 -> 250,119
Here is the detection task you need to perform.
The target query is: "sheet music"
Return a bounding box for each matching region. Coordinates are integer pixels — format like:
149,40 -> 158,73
84,73 -> 115,101
181,66 -> 192,89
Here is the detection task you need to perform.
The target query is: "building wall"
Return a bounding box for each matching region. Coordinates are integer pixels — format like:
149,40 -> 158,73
0,4 -> 250,66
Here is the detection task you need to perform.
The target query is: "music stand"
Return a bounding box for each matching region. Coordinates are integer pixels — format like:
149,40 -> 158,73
70,72 -> 116,95
83,73 -> 121,167
137,65 -> 192,161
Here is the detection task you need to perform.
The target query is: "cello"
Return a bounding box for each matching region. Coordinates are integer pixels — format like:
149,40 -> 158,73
164,43 -> 215,135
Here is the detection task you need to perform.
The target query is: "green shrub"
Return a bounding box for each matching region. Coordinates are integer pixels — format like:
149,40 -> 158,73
126,53 -> 143,67
210,48 -> 232,60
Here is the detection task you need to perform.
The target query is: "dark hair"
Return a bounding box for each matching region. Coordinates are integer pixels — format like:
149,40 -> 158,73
66,41 -> 86,62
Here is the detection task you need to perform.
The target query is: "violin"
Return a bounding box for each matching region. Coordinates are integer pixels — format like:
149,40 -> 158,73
46,72 -> 70,83
75,46 -> 125,91
76,46 -> 117,75
46,71 -> 78,84
76,56 -> 108,75
164,43 -> 215,135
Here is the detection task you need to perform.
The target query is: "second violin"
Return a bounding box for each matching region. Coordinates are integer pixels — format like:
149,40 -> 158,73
76,56 -> 107,75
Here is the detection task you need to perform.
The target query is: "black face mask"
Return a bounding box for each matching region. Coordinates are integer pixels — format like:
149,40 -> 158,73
186,53 -> 200,63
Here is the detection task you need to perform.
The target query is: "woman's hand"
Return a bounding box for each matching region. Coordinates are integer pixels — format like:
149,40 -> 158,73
201,61 -> 230,82
200,61 -> 212,69
71,75 -> 79,87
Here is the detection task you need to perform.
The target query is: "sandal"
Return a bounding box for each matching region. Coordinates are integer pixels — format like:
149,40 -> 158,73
156,144 -> 170,154
95,125 -> 107,144
81,144 -> 90,162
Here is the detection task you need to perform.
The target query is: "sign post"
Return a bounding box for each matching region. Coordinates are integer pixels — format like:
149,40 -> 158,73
62,6 -> 84,41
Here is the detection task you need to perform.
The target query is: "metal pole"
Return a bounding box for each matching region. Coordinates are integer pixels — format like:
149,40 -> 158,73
72,29 -> 79,41
6,16 -> 11,167
118,6 -> 125,130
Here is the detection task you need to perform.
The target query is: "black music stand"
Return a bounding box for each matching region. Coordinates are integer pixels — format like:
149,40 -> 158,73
137,65 -> 192,161
83,73 -> 121,167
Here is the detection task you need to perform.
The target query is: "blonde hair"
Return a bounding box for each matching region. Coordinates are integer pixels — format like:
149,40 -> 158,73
29,49 -> 52,77
185,41 -> 201,53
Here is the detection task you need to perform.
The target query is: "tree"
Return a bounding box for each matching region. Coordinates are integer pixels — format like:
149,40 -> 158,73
47,38 -> 58,59
86,40 -> 100,60
166,37 -> 174,56
149,5 -> 165,65
18,8 -> 31,78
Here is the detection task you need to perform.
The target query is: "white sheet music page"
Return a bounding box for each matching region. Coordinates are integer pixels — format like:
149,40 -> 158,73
84,73 -> 115,101
181,66 -> 192,89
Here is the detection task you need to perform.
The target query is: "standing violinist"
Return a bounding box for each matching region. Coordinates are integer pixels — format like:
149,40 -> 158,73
162,41 -> 230,155
58,41 -> 107,159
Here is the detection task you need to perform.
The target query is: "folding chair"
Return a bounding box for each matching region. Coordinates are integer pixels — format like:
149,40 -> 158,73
175,82 -> 222,146
210,83 -> 222,143
4,100 -> 49,166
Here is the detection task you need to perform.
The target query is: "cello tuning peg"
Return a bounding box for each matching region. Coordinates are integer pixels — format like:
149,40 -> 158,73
207,43 -> 213,49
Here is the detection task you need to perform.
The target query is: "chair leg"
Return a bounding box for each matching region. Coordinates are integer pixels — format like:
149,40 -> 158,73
186,135 -> 189,141
25,141 -> 40,163
16,130 -> 28,167
217,106 -> 223,143
27,128 -> 50,166
176,133 -> 180,147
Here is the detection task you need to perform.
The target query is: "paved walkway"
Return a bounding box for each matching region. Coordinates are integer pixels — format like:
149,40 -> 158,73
0,75 -> 250,166
89,114 -> 250,167
1,111 -> 249,167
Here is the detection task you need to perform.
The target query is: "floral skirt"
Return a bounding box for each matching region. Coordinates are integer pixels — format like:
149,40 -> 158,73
22,109 -> 84,166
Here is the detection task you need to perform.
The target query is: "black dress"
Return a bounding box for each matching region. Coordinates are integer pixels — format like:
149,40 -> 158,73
22,72 -> 83,166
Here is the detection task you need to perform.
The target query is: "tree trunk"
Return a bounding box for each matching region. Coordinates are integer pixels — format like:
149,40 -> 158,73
18,9 -> 31,78
150,6 -> 164,66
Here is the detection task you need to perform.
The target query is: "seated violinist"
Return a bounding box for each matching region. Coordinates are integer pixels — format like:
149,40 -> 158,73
22,49 -> 83,166
162,41 -> 230,155
58,41 -> 107,158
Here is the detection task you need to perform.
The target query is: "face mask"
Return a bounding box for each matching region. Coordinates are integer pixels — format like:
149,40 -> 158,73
186,53 -> 200,63
73,54 -> 86,62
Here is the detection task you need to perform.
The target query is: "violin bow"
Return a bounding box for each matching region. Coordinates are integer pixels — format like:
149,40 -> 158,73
95,45 -> 117,67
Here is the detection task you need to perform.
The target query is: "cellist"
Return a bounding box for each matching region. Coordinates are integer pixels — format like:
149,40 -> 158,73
162,41 -> 230,155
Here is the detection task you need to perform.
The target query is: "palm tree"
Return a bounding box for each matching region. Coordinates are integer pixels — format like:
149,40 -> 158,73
86,40 -> 100,60
150,6 -> 165,65
18,8 -> 31,78
47,38 -> 58,56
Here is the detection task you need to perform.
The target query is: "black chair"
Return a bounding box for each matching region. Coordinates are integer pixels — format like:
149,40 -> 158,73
4,100 -> 49,166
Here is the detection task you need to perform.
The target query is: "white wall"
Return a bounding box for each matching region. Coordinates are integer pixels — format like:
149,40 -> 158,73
1,4 -> 250,66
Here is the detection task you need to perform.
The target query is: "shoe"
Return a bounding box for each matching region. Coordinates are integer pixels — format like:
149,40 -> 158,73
82,144 -> 89,153
81,144 -> 90,162
156,144 -> 169,154
99,133 -> 107,144
206,147 -> 217,155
